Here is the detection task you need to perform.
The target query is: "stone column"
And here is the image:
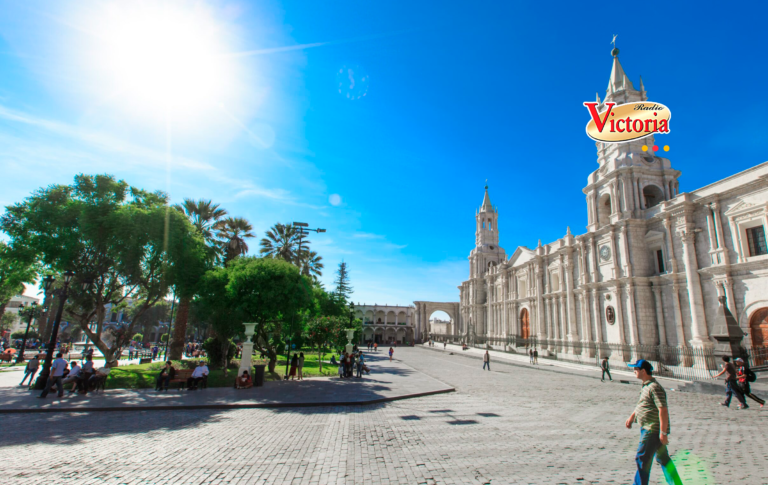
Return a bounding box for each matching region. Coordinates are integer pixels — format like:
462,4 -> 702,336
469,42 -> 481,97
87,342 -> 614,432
591,288 -> 603,344
712,202 -> 729,263
536,264 -> 546,340
238,323 -> 257,378
624,285 -> 640,346
651,284 -> 667,346
662,217 -> 677,272
671,283 -> 687,347
614,287 -> 627,346
564,252 -> 578,340
679,227 -> 710,345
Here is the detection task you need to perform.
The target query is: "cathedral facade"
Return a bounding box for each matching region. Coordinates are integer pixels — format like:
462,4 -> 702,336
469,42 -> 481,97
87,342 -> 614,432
456,49 -> 768,357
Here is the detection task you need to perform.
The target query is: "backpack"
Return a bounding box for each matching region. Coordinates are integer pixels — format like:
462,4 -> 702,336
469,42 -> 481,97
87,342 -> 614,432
747,369 -> 757,383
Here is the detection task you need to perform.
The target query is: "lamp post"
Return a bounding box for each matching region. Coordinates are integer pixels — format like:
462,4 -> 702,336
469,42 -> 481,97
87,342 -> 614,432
33,271 -> 74,390
346,302 -> 356,354
15,301 -> 38,364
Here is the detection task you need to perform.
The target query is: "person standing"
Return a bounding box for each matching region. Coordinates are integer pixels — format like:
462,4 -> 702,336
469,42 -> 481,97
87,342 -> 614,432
298,352 -> 305,381
388,347 -> 394,362
356,352 -> 365,378
483,350 -> 491,371
529,348 -> 534,364
533,348 -> 539,364
735,358 -> 764,407
601,357 -> 613,382
128,344 -> 135,361
625,359 -> 682,485
374,342 -> 378,352
38,352 -> 67,398
714,356 -> 748,409
289,353 -> 298,380
20,355 -> 40,386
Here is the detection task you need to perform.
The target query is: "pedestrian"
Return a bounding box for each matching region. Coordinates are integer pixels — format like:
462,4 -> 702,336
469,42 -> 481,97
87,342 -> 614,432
289,353 -> 298,380
444,341 -> 447,350
625,359 -> 682,485
356,352 -> 365,378
483,350 -> 490,371
128,344 -> 135,360
338,354 -> 345,378
735,358 -> 764,407
38,352 -> 67,399
389,347 -> 394,362
533,348 -> 539,364
601,356 -> 613,382
298,352 -> 305,380
374,342 -> 378,352
20,355 -> 40,386
529,348 -> 534,364
714,356 -> 748,409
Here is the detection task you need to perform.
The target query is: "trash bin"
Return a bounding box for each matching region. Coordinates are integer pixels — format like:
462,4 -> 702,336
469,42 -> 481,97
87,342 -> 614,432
253,364 -> 266,387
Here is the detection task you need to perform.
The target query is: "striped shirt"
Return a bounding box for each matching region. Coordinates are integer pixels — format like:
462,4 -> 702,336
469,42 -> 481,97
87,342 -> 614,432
634,378 -> 669,434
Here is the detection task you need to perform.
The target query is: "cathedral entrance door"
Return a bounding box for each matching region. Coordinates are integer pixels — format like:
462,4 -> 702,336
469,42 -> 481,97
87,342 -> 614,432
520,308 -> 530,340
749,308 -> 768,365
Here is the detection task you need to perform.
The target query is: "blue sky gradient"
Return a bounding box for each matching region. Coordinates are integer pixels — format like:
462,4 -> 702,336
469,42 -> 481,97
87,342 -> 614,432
1,1 -> 767,309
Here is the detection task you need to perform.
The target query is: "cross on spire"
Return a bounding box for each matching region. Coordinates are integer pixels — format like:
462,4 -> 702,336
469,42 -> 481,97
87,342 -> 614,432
611,34 -> 617,48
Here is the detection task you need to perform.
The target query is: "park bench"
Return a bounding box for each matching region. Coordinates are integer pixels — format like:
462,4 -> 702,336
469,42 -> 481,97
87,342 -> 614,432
168,369 -> 208,390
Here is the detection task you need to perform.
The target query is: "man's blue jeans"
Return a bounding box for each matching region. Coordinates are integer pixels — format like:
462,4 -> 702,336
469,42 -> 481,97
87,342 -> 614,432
483,361 -> 490,371
634,428 -> 682,485
20,369 -> 37,386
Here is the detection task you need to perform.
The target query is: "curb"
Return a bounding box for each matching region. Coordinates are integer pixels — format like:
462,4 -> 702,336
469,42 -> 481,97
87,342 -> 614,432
0,387 -> 455,415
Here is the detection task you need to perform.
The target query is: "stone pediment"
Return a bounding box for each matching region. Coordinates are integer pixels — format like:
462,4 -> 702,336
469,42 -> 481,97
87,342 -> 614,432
509,246 -> 536,267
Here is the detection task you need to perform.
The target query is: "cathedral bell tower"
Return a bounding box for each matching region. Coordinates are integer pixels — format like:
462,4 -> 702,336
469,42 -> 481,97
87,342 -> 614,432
469,185 -> 506,278
584,47 -> 681,231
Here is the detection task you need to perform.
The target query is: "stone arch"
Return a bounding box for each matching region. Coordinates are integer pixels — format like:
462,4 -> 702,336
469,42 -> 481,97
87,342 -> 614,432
386,311 -> 396,324
598,193 -> 612,226
643,184 -> 664,208
397,310 -> 406,324
375,310 -> 385,325
364,310 -> 374,324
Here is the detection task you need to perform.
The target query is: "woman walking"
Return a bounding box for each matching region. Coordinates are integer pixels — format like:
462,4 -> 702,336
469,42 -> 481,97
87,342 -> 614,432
389,347 -> 394,362
736,358 -> 765,407
289,353 -> 298,380
298,352 -> 305,380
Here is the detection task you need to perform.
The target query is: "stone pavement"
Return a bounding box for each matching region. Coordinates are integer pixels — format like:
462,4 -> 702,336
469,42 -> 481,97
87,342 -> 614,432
1,347 -> 766,485
0,351 -> 453,413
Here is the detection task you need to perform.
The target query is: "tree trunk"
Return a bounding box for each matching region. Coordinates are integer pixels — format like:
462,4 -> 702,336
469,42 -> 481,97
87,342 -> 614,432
220,338 -> 229,375
267,352 -> 277,373
170,297 -> 190,360
318,346 -> 323,372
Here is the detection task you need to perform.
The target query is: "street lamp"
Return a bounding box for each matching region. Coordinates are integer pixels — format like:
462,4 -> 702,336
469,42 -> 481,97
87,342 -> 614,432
33,270 -> 74,390
292,222 -> 326,276
15,301 -> 38,364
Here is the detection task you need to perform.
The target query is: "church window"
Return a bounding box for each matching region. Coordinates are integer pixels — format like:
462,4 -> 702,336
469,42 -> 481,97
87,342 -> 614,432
656,249 -> 665,273
747,226 -> 768,256
482,221 -> 485,229
488,220 -> 493,231
643,185 -> 664,208
597,193 -> 612,227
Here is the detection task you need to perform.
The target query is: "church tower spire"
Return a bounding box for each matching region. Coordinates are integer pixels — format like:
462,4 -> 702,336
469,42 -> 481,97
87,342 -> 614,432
476,185 -> 499,248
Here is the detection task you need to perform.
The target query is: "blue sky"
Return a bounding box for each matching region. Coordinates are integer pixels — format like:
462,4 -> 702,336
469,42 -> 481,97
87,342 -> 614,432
1,1 -> 767,311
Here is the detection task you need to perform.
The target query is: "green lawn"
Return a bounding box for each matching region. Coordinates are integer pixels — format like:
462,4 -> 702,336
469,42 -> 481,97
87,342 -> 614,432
104,353 -> 341,389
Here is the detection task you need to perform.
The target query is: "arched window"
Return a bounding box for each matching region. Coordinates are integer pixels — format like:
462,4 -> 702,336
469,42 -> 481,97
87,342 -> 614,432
488,219 -> 493,231
482,221 -> 485,229
643,185 -> 665,208
598,193 -> 612,227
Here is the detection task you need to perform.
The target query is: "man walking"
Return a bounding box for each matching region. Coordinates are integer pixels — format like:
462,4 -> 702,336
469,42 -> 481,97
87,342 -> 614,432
20,355 -> 40,386
601,356 -> 613,382
483,350 -> 490,371
38,352 -> 67,398
714,355 -> 748,409
625,359 -> 682,485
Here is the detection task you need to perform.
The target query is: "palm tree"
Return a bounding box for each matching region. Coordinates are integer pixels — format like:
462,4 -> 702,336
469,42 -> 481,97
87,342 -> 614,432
170,199 -> 227,359
299,250 -> 323,280
174,199 -> 228,244
259,223 -> 300,261
215,217 -> 255,264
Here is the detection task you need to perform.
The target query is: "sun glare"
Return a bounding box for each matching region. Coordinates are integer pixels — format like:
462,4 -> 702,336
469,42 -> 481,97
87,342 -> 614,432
88,3 -> 238,121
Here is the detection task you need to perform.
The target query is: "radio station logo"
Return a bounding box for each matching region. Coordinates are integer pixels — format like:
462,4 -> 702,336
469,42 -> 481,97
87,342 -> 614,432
582,101 -> 671,143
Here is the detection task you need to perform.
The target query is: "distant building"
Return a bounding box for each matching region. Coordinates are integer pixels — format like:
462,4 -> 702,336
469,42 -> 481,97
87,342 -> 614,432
4,294 -> 41,335
355,304 -> 416,345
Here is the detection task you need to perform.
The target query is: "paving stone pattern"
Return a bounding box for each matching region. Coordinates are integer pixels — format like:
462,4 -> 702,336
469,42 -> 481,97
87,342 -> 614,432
2,348 -> 766,484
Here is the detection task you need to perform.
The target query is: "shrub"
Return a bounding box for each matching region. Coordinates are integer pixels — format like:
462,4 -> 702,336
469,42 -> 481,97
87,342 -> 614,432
160,334 -> 169,343
11,330 -> 39,340
132,333 -> 143,342
202,337 -> 236,369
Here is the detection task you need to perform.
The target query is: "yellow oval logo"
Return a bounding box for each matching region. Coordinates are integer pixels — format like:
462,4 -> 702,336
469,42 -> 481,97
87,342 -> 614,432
583,101 -> 671,143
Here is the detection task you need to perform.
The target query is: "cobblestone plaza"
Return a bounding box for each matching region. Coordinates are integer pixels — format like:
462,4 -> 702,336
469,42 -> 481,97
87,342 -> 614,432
3,348 -> 765,484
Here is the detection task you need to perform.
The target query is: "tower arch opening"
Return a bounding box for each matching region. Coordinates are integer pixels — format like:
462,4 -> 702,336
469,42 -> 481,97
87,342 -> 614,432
642,184 -> 664,208
598,193 -> 612,226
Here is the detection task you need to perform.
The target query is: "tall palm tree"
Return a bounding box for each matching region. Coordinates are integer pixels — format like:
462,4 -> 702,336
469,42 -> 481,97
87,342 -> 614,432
174,199 -> 228,244
169,199 -> 227,359
216,217 -> 255,264
259,223 -> 300,261
299,250 -> 323,280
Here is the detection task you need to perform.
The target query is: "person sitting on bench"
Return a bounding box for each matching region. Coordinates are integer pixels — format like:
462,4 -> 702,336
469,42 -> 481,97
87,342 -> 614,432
155,361 -> 176,391
187,361 -> 209,390
235,370 -> 253,389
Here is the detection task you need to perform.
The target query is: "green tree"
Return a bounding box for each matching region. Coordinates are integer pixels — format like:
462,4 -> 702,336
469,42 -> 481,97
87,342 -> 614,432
299,250 -> 324,280
215,216 -> 255,264
0,242 -> 39,317
128,300 -> 171,341
1,311 -> 17,335
259,223 -> 299,261
334,261 -> 353,301
196,257 -> 313,373
1,174 -> 207,365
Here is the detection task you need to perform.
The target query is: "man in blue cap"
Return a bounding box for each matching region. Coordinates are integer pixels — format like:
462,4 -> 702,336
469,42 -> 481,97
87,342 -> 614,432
625,359 -> 682,485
